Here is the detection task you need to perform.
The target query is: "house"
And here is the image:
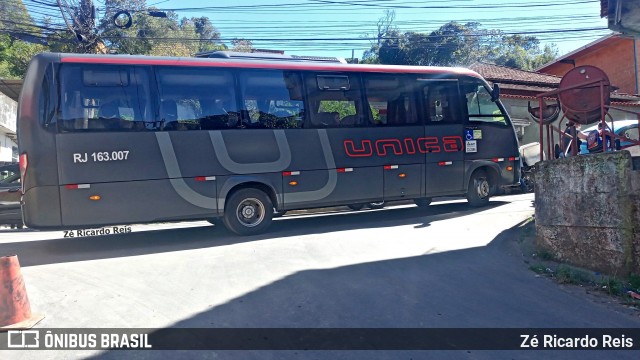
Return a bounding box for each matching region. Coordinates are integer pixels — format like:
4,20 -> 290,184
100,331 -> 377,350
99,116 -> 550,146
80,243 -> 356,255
536,34 -> 640,95
0,79 -> 20,163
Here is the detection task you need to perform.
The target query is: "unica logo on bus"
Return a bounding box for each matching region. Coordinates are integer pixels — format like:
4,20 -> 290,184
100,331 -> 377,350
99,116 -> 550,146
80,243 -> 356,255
344,136 -> 464,157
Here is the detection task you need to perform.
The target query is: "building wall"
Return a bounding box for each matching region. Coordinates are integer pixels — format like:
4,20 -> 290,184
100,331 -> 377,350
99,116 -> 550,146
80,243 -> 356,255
534,152 -> 640,275
0,92 -> 17,163
540,37 -> 640,95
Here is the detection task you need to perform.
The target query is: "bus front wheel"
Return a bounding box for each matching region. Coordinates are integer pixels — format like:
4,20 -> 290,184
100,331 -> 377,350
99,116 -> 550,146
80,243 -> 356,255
467,170 -> 491,207
223,188 -> 273,236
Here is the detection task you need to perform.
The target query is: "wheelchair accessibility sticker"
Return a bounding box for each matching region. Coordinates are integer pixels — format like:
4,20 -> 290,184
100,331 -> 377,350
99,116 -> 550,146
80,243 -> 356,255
465,129 -> 483,140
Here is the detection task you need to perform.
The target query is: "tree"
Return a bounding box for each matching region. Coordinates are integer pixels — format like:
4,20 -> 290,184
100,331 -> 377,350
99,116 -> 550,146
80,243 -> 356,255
98,0 -> 166,54
231,38 -> 254,53
192,16 -> 223,52
0,0 -> 47,78
492,35 -> 557,70
362,10 -> 397,64
97,1 -> 224,56
367,17 -> 558,70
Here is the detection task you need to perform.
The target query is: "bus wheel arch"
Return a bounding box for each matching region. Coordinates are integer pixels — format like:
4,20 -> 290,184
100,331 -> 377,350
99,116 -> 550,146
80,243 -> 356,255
222,182 -> 277,235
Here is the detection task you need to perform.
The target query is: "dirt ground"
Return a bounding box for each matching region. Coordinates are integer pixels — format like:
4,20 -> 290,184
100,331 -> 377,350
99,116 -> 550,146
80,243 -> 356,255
512,218 -> 640,319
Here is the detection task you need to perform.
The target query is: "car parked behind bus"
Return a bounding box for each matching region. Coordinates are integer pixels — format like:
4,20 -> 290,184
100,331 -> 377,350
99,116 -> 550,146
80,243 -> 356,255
0,163 -> 24,229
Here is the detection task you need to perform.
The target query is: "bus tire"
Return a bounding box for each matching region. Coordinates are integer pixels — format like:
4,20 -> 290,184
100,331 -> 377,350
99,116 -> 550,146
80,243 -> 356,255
348,204 -> 365,211
414,198 -> 432,208
367,201 -> 385,210
467,170 -> 491,207
223,188 -> 273,236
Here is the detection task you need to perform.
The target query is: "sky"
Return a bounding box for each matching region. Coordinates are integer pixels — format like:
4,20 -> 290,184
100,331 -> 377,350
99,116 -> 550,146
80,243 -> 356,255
33,0 -> 613,60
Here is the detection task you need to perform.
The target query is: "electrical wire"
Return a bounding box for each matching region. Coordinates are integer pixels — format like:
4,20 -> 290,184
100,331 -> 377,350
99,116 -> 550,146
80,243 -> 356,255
9,0 -> 612,58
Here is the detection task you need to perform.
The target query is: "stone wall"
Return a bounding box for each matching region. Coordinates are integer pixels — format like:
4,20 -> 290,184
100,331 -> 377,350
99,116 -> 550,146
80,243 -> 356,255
534,151 -> 640,275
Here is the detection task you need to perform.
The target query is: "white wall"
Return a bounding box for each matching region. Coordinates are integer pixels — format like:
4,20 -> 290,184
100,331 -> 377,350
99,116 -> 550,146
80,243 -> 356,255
0,91 -> 17,163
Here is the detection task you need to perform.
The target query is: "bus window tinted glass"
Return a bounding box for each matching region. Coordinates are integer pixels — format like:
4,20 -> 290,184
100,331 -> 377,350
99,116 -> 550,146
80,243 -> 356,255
157,67 -> 238,131
364,75 -> 417,126
59,65 -> 152,131
306,73 -> 363,128
421,80 -> 461,124
239,71 -> 304,129
464,81 -> 506,125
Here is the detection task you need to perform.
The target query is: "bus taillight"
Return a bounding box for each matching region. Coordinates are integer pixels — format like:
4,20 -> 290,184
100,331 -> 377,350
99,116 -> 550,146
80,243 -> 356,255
19,153 -> 27,192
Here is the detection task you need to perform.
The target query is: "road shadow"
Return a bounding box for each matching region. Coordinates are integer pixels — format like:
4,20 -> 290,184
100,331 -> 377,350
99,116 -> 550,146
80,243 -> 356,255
0,201 -> 507,267
87,220 -> 640,360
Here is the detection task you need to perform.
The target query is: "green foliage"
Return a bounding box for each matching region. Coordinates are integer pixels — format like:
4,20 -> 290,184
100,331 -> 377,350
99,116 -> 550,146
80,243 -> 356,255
491,36 -> 558,70
529,264 -> 547,274
0,0 -> 47,78
0,0 -> 231,78
319,101 -> 356,119
231,38 -> 254,53
366,15 -> 559,70
96,0 -> 224,56
629,273 -> 640,292
600,277 -> 625,296
4,40 -> 46,77
555,265 -> 591,285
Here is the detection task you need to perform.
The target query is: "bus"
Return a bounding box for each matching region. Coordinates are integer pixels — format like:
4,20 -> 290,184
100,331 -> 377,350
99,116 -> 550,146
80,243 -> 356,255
18,52 -> 521,235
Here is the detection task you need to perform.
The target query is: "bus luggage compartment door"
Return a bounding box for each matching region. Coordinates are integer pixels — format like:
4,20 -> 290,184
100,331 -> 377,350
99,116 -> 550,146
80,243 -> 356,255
59,178 -> 218,226
383,164 -> 422,201
282,167 -> 382,210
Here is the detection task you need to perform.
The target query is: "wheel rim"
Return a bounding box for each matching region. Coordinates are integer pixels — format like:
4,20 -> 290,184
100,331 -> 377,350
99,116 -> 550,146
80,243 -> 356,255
475,177 -> 490,198
235,198 -> 265,228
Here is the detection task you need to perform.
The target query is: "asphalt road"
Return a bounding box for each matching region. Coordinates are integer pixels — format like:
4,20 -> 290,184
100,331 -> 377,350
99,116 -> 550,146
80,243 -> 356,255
1,193 -> 639,359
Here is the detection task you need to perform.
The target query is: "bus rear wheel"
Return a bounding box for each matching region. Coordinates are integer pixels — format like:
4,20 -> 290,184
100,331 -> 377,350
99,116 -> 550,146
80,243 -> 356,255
467,170 -> 491,207
348,204 -> 365,211
414,198 -> 432,208
223,188 -> 273,236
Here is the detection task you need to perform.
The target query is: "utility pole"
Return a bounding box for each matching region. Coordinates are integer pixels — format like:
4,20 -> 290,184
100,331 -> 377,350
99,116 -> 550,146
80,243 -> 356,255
57,0 -> 106,53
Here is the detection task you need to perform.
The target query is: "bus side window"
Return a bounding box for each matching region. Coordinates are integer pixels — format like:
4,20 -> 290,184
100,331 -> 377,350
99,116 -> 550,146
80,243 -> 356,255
422,81 -> 461,124
239,70 -> 304,129
305,73 -> 363,128
364,74 -> 417,126
156,67 -> 236,131
59,65 -> 153,131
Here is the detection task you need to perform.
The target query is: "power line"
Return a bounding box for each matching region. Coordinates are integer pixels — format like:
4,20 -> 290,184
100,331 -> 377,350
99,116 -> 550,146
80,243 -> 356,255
13,0 -> 611,57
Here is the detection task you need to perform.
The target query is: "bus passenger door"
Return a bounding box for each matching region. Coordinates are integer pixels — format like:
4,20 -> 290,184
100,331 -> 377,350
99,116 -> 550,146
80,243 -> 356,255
421,80 -> 465,196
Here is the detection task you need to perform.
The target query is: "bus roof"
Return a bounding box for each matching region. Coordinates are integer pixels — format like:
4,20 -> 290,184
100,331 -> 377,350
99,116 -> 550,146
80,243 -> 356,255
40,52 -> 483,79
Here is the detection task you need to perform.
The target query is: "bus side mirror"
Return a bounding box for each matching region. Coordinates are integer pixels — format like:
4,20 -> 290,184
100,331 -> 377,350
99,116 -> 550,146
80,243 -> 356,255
491,84 -> 500,102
